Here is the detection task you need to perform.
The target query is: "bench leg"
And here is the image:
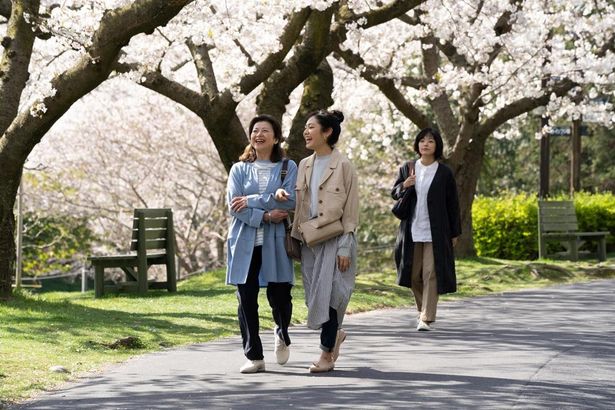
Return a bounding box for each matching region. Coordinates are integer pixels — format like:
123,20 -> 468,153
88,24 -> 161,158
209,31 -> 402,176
138,262 -> 148,294
94,265 -> 104,298
570,239 -> 579,261
538,236 -> 546,259
166,258 -> 177,293
598,238 -> 607,261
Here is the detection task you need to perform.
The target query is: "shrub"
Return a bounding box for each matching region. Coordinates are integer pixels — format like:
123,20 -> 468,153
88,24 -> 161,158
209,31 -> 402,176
472,193 -> 538,260
472,192 -> 615,260
571,192 -> 615,249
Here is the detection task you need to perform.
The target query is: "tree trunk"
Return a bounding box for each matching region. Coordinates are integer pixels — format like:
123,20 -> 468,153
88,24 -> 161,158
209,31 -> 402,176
448,134 -> 487,258
201,99 -> 248,172
286,60 -> 334,163
0,166 -> 21,298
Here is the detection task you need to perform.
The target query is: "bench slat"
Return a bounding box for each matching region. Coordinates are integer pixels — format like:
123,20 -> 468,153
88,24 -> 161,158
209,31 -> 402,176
132,228 -> 168,241
130,239 -> 167,250
540,223 -> 579,232
132,218 -> 168,229
135,208 -> 171,218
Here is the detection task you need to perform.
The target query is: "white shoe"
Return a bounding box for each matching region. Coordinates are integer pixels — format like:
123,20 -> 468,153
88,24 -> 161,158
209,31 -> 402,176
239,359 -> 265,373
417,320 -> 433,331
274,327 -> 290,365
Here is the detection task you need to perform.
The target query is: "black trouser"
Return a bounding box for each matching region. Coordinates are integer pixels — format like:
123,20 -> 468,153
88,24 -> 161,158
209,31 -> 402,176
320,307 -> 338,352
237,246 -> 293,360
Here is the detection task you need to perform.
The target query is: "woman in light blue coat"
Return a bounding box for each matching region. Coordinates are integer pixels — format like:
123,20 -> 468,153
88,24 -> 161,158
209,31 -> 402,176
226,114 -> 297,374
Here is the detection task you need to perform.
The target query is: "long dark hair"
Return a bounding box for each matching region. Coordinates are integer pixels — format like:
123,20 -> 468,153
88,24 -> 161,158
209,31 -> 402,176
307,109 -> 345,148
239,114 -> 286,162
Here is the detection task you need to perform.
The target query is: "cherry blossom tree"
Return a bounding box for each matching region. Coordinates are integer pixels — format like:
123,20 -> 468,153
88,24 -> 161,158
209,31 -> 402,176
332,0 -> 615,255
0,0 -> 193,298
116,0 -> 426,169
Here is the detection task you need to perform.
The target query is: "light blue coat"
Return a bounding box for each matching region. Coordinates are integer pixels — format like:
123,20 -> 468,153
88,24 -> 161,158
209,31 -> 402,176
226,159 -> 298,286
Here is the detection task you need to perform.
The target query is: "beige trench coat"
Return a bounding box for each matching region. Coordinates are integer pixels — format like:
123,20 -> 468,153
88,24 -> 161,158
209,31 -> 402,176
291,149 -> 359,241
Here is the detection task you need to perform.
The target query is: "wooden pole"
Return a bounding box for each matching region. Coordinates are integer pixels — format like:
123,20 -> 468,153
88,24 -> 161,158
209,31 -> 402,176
15,179 -> 23,289
539,115 -> 550,198
570,116 -> 582,196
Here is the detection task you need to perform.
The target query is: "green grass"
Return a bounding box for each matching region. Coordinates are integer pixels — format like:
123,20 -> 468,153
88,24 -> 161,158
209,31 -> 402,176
1,253 -> 614,405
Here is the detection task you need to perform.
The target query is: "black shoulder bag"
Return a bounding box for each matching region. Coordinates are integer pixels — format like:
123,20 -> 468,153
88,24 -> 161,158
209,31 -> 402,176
391,161 -> 415,220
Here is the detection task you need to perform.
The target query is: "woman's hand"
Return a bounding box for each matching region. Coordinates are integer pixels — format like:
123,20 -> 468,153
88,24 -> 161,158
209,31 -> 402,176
230,196 -> 248,212
275,189 -> 290,201
402,167 -> 416,189
452,237 -> 459,248
267,209 -> 289,224
337,255 -> 350,272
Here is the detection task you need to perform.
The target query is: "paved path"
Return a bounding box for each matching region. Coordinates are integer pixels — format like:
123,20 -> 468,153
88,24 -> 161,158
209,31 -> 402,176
17,280 -> 615,409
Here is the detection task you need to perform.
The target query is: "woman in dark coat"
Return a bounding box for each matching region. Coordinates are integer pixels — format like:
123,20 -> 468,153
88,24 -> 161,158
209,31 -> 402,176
391,128 -> 461,331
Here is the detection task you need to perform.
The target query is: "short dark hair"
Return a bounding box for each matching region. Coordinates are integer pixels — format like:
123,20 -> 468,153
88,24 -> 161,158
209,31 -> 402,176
307,109 -> 345,148
239,114 -> 286,162
413,127 -> 444,160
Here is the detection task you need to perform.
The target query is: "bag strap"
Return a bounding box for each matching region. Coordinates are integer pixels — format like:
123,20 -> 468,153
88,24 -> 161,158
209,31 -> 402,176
280,159 -> 291,230
402,160 -> 414,179
281,158 -> 289,182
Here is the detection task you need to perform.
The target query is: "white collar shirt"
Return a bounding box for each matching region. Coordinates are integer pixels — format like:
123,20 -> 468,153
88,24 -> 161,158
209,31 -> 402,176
411,160 -> 439,242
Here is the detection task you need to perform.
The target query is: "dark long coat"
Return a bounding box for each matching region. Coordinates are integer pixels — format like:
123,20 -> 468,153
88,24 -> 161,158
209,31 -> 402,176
391,161 -> 461,294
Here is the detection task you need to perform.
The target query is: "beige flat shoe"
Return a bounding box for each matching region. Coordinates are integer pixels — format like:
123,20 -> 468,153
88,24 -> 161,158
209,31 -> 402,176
332,329 -> 346,362
308,358 -> 334,373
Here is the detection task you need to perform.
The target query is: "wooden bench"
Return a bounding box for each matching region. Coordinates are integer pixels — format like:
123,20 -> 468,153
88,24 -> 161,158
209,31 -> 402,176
538,200 -> 609,261
90,208 -> 177,297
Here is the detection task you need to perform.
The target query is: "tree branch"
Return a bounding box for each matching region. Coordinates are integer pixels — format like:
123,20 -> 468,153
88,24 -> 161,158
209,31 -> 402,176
186,39 -> 218,98
237,7 -> 311,95
469,0 -> 485,25
0,0 -> 10,20
0,0 -> 193,168
335,44 -> 430,128
233,38 -> 256,67
348,0 -> 426,29
596,33 -> 615,58
478,78 -> 576,138
482,0 -> 523,67
256,7 -> 334,119
421,36 -> 460,145
0,0 -> 40,135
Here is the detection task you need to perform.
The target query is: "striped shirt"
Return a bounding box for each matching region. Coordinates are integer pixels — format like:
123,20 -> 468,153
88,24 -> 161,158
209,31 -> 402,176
253,160 -> 276,245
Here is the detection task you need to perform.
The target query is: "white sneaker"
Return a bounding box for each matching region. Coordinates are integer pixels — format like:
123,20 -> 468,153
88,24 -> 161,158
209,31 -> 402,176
274,327 -> 290,365
239,359 -> 265,373
417,320 -> 433,331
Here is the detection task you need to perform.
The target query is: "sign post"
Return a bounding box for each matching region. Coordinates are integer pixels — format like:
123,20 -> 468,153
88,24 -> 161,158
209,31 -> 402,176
539,116 -> 550,198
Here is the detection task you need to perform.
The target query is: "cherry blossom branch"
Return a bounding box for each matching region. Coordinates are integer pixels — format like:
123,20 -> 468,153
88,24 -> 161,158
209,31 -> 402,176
114,62 -> 208,117
256,6 -> 334,118
186,39 -> 219,97
1,0 -> 193,169
334,45 -> 430,128
478,78 -> 576,138
420,36 -> 460,144
237,7 -> 311,95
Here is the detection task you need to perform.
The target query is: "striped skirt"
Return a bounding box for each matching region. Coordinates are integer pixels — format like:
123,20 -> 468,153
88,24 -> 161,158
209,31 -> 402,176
300,234 -> 357,330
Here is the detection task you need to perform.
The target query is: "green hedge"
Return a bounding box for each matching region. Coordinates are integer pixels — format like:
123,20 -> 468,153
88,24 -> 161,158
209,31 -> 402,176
472,192 -> 615,260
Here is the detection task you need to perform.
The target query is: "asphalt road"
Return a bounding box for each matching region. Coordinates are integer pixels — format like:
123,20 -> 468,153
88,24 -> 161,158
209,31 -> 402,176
16,279 -> 615,409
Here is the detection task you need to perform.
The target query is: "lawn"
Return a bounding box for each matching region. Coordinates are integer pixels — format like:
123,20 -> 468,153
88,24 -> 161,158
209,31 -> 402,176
1,252 -> 614,405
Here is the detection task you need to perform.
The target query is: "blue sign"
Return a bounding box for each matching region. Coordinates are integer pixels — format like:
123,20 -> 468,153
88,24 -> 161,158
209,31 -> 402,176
548,125 -> 590,137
